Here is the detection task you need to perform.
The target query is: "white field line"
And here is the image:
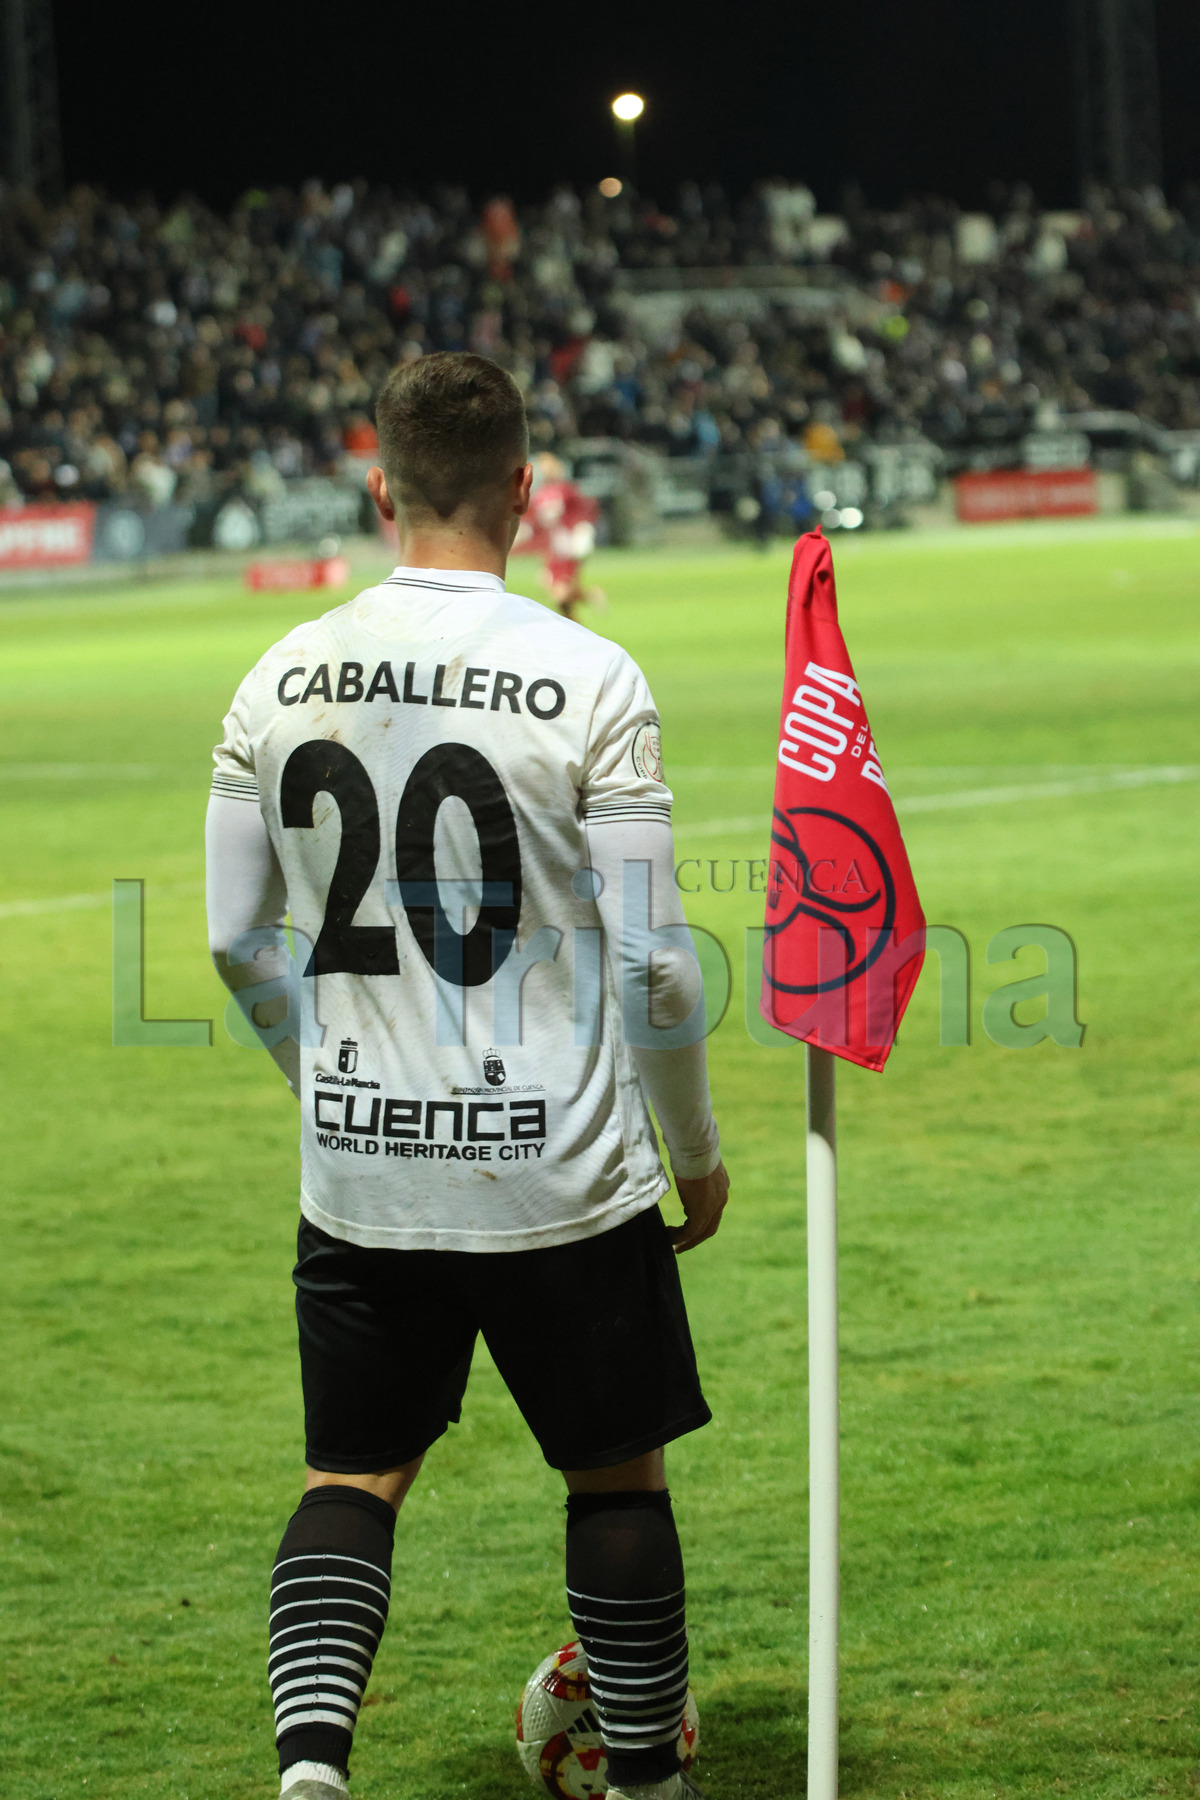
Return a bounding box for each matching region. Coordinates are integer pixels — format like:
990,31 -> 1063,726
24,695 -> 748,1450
672,763 -> 1182,781
827,515 -> 1200,555
2,763 -> 160,780
677,763 -> 1200,838
3,765 -> 1195,914
0,880 -> 203,921
898,764 -> 1200,812
0,891 -> 112,919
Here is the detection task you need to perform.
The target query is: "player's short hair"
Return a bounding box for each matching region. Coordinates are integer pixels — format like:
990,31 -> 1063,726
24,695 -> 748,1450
374,352 -> 529,518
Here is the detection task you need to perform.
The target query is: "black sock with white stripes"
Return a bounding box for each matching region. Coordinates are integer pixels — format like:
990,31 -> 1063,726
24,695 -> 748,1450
565,1490 -> 688,1790
269,1486 -> 395,1782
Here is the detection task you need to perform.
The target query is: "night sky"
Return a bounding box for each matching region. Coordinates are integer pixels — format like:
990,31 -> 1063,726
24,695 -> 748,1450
51,0 -> 1200,211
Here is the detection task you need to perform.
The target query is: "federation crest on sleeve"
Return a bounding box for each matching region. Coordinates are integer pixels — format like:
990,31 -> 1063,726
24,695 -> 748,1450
631,722 -> 664,782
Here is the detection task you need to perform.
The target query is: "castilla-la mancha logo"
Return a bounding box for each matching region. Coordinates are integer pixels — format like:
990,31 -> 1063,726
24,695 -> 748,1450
764,806 -> 897,997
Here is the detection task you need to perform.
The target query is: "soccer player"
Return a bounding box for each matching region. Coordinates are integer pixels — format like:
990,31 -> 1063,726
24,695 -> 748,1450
206,352 -> 728,1800
516,450 -> 605,620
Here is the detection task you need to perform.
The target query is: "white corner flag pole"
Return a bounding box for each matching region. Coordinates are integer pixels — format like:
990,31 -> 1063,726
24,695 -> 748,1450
806,1042 -> 839,1800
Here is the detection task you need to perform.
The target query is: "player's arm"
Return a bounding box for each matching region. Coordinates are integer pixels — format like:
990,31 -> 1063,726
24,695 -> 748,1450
585,814 -> 729,1252
205,792 -> 298,1096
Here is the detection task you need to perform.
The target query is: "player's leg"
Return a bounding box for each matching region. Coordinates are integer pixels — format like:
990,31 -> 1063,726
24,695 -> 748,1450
551,559 -> 606,619
303,1462 -> 424,1506
270,1472 -> 413,1798
561,568 -> 587,611
561,1449 -> 693,1797
273,1221 -> 476,1797
477,1207 -> 710,1800
545,555 -> 582,618
564,1448 -> 665,1492
277,1447 -> 424,1791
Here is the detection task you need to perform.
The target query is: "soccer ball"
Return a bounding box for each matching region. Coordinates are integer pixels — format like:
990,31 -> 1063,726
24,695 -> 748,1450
516,1639 -> 699,1799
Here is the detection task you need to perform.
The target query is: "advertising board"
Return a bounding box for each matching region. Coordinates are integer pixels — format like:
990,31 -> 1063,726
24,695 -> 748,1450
955,470 -> 1097,522
0,503 -> 97,567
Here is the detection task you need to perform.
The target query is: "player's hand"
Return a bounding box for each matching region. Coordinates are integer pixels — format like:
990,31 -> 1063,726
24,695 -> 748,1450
670,1161 -> 730,1254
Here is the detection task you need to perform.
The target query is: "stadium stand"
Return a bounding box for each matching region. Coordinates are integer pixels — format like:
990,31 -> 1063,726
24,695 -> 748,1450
1,176 -> 1199,522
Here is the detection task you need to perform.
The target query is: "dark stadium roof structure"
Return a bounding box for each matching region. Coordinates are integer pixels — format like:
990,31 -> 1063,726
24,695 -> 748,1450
33,0 -> 1200,211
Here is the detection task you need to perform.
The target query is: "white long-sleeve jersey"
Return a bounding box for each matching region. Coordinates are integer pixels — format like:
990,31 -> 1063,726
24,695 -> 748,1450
206,565 -> 720,1253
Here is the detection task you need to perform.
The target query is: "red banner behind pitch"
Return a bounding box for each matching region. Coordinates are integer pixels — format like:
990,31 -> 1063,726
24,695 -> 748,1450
955,468 -> 1097,522
0,503 -> 96,568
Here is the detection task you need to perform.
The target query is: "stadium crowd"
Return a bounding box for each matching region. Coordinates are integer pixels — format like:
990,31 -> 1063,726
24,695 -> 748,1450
1,174 -> 1199,508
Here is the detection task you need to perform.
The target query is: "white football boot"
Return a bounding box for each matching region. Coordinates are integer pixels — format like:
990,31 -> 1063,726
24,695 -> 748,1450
606,1774 -> 706,1800
280,1765 -> 348,1800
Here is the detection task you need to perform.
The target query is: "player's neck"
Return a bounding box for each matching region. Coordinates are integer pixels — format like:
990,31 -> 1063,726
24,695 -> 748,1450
394,521 -> 509,581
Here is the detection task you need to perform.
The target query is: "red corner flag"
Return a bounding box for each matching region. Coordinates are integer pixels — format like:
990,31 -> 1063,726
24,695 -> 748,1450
761,530 -> 925,1071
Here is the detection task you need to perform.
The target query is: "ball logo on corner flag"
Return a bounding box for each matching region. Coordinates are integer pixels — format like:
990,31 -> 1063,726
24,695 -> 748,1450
767,805 -> 896,988
761,530 -> 926,1071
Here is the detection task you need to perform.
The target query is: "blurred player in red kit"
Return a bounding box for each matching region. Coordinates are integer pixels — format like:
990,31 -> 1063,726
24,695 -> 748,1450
515,452 -> 605,621
481,195 -> 520,280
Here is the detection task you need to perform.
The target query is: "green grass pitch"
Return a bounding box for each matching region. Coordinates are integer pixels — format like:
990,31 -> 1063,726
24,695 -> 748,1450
1,520 -> 1199,1799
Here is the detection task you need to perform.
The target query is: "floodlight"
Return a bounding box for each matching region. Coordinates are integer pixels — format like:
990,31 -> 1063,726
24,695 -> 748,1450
612,93 -> 645,121
598,177 -> 623,198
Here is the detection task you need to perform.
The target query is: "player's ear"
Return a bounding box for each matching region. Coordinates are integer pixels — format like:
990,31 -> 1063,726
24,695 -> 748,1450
513,461 -> 533,515
367,465 -> 395,522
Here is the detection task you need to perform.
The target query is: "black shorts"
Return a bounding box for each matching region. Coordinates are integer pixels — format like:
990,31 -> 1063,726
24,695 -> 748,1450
294,1204 -> 712,1473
